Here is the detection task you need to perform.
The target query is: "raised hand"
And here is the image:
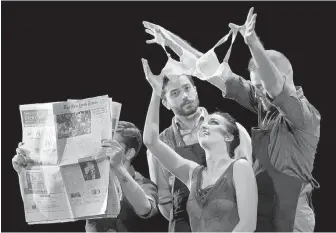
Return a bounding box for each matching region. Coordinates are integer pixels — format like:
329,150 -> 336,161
143,21 -> 167,49
229,7 -> 257,45
102,140 -> 124,168
12,142 -> 28,173
141,58 -> 164,97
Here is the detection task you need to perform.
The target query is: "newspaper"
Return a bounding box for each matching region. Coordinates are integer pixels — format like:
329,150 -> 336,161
18,95 -> 122,224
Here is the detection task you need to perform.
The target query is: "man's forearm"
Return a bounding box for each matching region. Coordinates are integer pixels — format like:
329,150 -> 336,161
114,166 -> 152,216
207,73 -> 259,114
247,33 -> 284,98
147,151 -> 173,221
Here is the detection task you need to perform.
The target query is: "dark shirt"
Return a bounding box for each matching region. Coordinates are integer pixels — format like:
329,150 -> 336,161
222,75 -> 321,182
85,171 -> 158,232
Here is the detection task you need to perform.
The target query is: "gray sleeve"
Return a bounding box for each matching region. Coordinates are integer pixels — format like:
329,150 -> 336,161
222,75 -> 259,114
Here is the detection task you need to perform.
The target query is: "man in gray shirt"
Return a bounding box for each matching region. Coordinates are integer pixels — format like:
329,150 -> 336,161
208,8 -> 321,232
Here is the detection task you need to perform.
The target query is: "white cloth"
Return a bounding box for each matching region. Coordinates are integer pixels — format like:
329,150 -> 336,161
160,28 -> 238,82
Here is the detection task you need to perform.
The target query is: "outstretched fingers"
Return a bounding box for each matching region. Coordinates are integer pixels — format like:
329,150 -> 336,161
229,23 -> 241,31
143,21 -> 156,31
145,29 -> 154,36
141,58 -> 153,78
246,7 -> 254,24
247,14 -> 257,32
146,39 -> 156,44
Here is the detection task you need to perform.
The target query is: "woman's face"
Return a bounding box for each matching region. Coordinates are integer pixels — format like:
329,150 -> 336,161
198,113 -> 232,149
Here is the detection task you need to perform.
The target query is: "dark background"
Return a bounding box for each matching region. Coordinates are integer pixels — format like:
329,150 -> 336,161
2,1 -> 335,232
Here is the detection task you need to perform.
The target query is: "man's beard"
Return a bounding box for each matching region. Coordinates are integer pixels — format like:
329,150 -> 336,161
173,96 -> 200,117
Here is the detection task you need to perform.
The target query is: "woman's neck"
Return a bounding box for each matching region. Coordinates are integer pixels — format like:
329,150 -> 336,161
204,147 -> 233,177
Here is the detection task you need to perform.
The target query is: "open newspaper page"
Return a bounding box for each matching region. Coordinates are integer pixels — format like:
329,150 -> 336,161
18,103 -> 74,224
54,96 -> 119,220
18,95 -> 121,224
67,98 -> 123,215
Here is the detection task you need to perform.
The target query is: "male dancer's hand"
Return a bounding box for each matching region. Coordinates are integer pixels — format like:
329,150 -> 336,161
141,58 -> 164,97
229,7 -> 258,45
12,142 -> 28,173
143,21 -> 167,49
102,140 -> 124,169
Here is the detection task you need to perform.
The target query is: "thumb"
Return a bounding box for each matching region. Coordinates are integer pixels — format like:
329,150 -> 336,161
229,23 -> 241,30
141,58 -> 151,76
141,58 -> 147,66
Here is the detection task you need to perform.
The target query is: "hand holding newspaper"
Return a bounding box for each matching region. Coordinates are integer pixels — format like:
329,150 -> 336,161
17,95 -> 122,224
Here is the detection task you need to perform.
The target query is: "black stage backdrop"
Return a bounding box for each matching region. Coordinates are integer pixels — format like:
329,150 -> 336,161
2,1 -> 335,232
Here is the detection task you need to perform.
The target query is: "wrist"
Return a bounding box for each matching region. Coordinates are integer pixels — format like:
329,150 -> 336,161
246,32 -> 259,47
152,89 -> 162,98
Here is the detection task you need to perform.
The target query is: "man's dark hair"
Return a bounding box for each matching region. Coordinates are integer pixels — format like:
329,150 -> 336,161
161,75 -> 195,99
116,121 -> 142,160
213,112 -> 240,159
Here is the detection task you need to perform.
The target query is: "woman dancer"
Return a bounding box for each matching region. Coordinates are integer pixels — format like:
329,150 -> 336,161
142,59 -> 258,232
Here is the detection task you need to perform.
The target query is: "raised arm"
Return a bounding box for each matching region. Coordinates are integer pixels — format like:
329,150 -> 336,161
144,91 -> 195,185
147,149 -> 173,220
230,7 -> 287,98
230,7 -> 321,132
114,166 -> 155,217
207,68 -> 259,114
269,76 -> 321,133
103,141 -> 154,217
248,38 -> 320,131
230,7 -> 284,98
141,58 -> 198,187
235,123 -> 253,164
245,11 -> 320,132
